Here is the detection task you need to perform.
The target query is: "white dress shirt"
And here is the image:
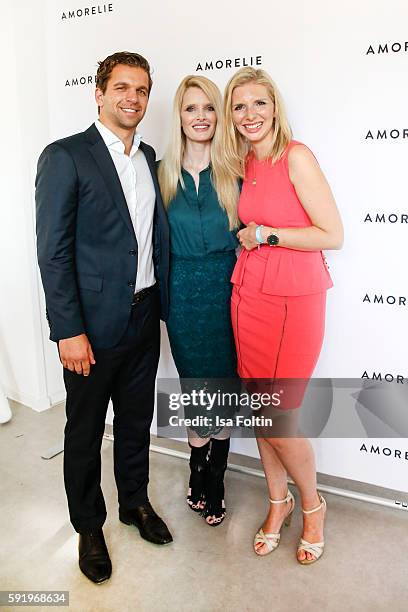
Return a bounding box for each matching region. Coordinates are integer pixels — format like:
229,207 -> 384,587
95,120 -> 156,292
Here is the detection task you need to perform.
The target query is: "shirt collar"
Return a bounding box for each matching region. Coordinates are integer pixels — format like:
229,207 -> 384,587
181,162 -> 211,175
95,120 -> 142,155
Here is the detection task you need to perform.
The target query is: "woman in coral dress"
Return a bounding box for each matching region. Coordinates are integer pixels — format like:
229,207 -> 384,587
223,67 -> 343,563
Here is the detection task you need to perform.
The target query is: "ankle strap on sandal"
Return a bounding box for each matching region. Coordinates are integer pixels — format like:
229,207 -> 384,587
302,493 -> 326,515
269,490 -> 293,505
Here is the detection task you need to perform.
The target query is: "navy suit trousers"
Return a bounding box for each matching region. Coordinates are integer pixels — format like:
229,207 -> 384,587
63,287 -> 160,533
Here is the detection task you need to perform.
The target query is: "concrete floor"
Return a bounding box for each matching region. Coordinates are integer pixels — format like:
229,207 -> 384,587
1,401 -> 407,612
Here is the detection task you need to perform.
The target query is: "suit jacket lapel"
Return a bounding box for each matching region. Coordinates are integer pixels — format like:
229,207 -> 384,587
139,142 -> 160,200
85,124 -> 136,238
140,142 -> 168,227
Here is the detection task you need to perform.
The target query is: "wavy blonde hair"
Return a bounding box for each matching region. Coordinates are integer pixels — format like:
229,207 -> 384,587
158,75 -> 239,229
222,67 -> 292,179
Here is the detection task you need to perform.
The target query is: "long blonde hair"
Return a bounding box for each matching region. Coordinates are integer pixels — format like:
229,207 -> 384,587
222,68 -> 292,179
158,75 -> 239,229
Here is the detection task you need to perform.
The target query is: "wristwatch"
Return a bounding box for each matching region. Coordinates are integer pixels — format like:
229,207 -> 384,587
266,230 -> 279,246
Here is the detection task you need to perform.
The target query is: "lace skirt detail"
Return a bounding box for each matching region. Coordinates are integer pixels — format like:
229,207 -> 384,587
167,251 -> 239,437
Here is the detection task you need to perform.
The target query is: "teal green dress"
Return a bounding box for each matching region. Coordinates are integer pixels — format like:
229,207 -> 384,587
166,166 -> 238,403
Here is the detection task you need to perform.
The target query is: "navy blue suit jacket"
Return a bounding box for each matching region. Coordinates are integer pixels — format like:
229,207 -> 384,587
35,123 -> 169,349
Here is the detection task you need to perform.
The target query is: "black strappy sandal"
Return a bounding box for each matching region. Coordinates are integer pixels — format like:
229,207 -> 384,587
187,441 -> 210,512
202,438 -> 230,526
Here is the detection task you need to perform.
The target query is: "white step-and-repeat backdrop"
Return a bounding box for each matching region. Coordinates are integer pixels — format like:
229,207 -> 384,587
43,0 -> 407,491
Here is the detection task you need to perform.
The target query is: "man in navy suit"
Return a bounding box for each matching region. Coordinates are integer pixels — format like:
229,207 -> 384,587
36,52 -> 172,583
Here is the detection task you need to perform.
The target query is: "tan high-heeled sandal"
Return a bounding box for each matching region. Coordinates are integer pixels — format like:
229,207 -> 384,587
297,493 -> 326,565
253,490 -> 295,556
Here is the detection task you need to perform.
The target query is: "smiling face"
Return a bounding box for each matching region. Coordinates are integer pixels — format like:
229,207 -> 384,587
95,64 -> 149,133
231,82 -> 275,149
180,87 -> 217,144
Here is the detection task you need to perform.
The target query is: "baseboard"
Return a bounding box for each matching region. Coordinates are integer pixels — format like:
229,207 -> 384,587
4,385 -> 65,412
48,389 -> 66,407
145,434 -> 408,501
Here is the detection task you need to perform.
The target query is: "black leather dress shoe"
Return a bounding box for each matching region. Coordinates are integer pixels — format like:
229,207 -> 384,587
119,501 -> 173,545
78,529 -> 112,584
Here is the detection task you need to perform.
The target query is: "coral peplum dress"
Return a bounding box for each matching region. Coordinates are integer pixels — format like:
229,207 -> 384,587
231,141 -> 333,392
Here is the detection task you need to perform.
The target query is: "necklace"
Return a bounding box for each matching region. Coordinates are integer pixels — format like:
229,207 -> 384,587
250,157 -> 258,185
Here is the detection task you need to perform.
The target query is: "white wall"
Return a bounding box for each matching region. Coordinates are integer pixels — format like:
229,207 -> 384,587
0,2 -> 63,411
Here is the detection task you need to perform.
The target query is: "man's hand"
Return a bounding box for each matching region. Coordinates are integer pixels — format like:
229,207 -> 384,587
237,221 -> 259,251
59,334 -> 96,376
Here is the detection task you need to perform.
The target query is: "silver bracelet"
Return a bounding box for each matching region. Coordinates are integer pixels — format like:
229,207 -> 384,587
255,224 -> 264,244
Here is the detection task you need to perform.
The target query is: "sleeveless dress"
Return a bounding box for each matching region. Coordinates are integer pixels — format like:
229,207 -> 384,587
230,141 -> 333,408
166,166 -> 239,435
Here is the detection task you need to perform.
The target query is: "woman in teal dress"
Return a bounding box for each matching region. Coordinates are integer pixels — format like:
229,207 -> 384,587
158,75 -> 240,526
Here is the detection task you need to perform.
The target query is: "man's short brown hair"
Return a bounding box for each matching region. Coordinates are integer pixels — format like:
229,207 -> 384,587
96,51 -> 153,93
